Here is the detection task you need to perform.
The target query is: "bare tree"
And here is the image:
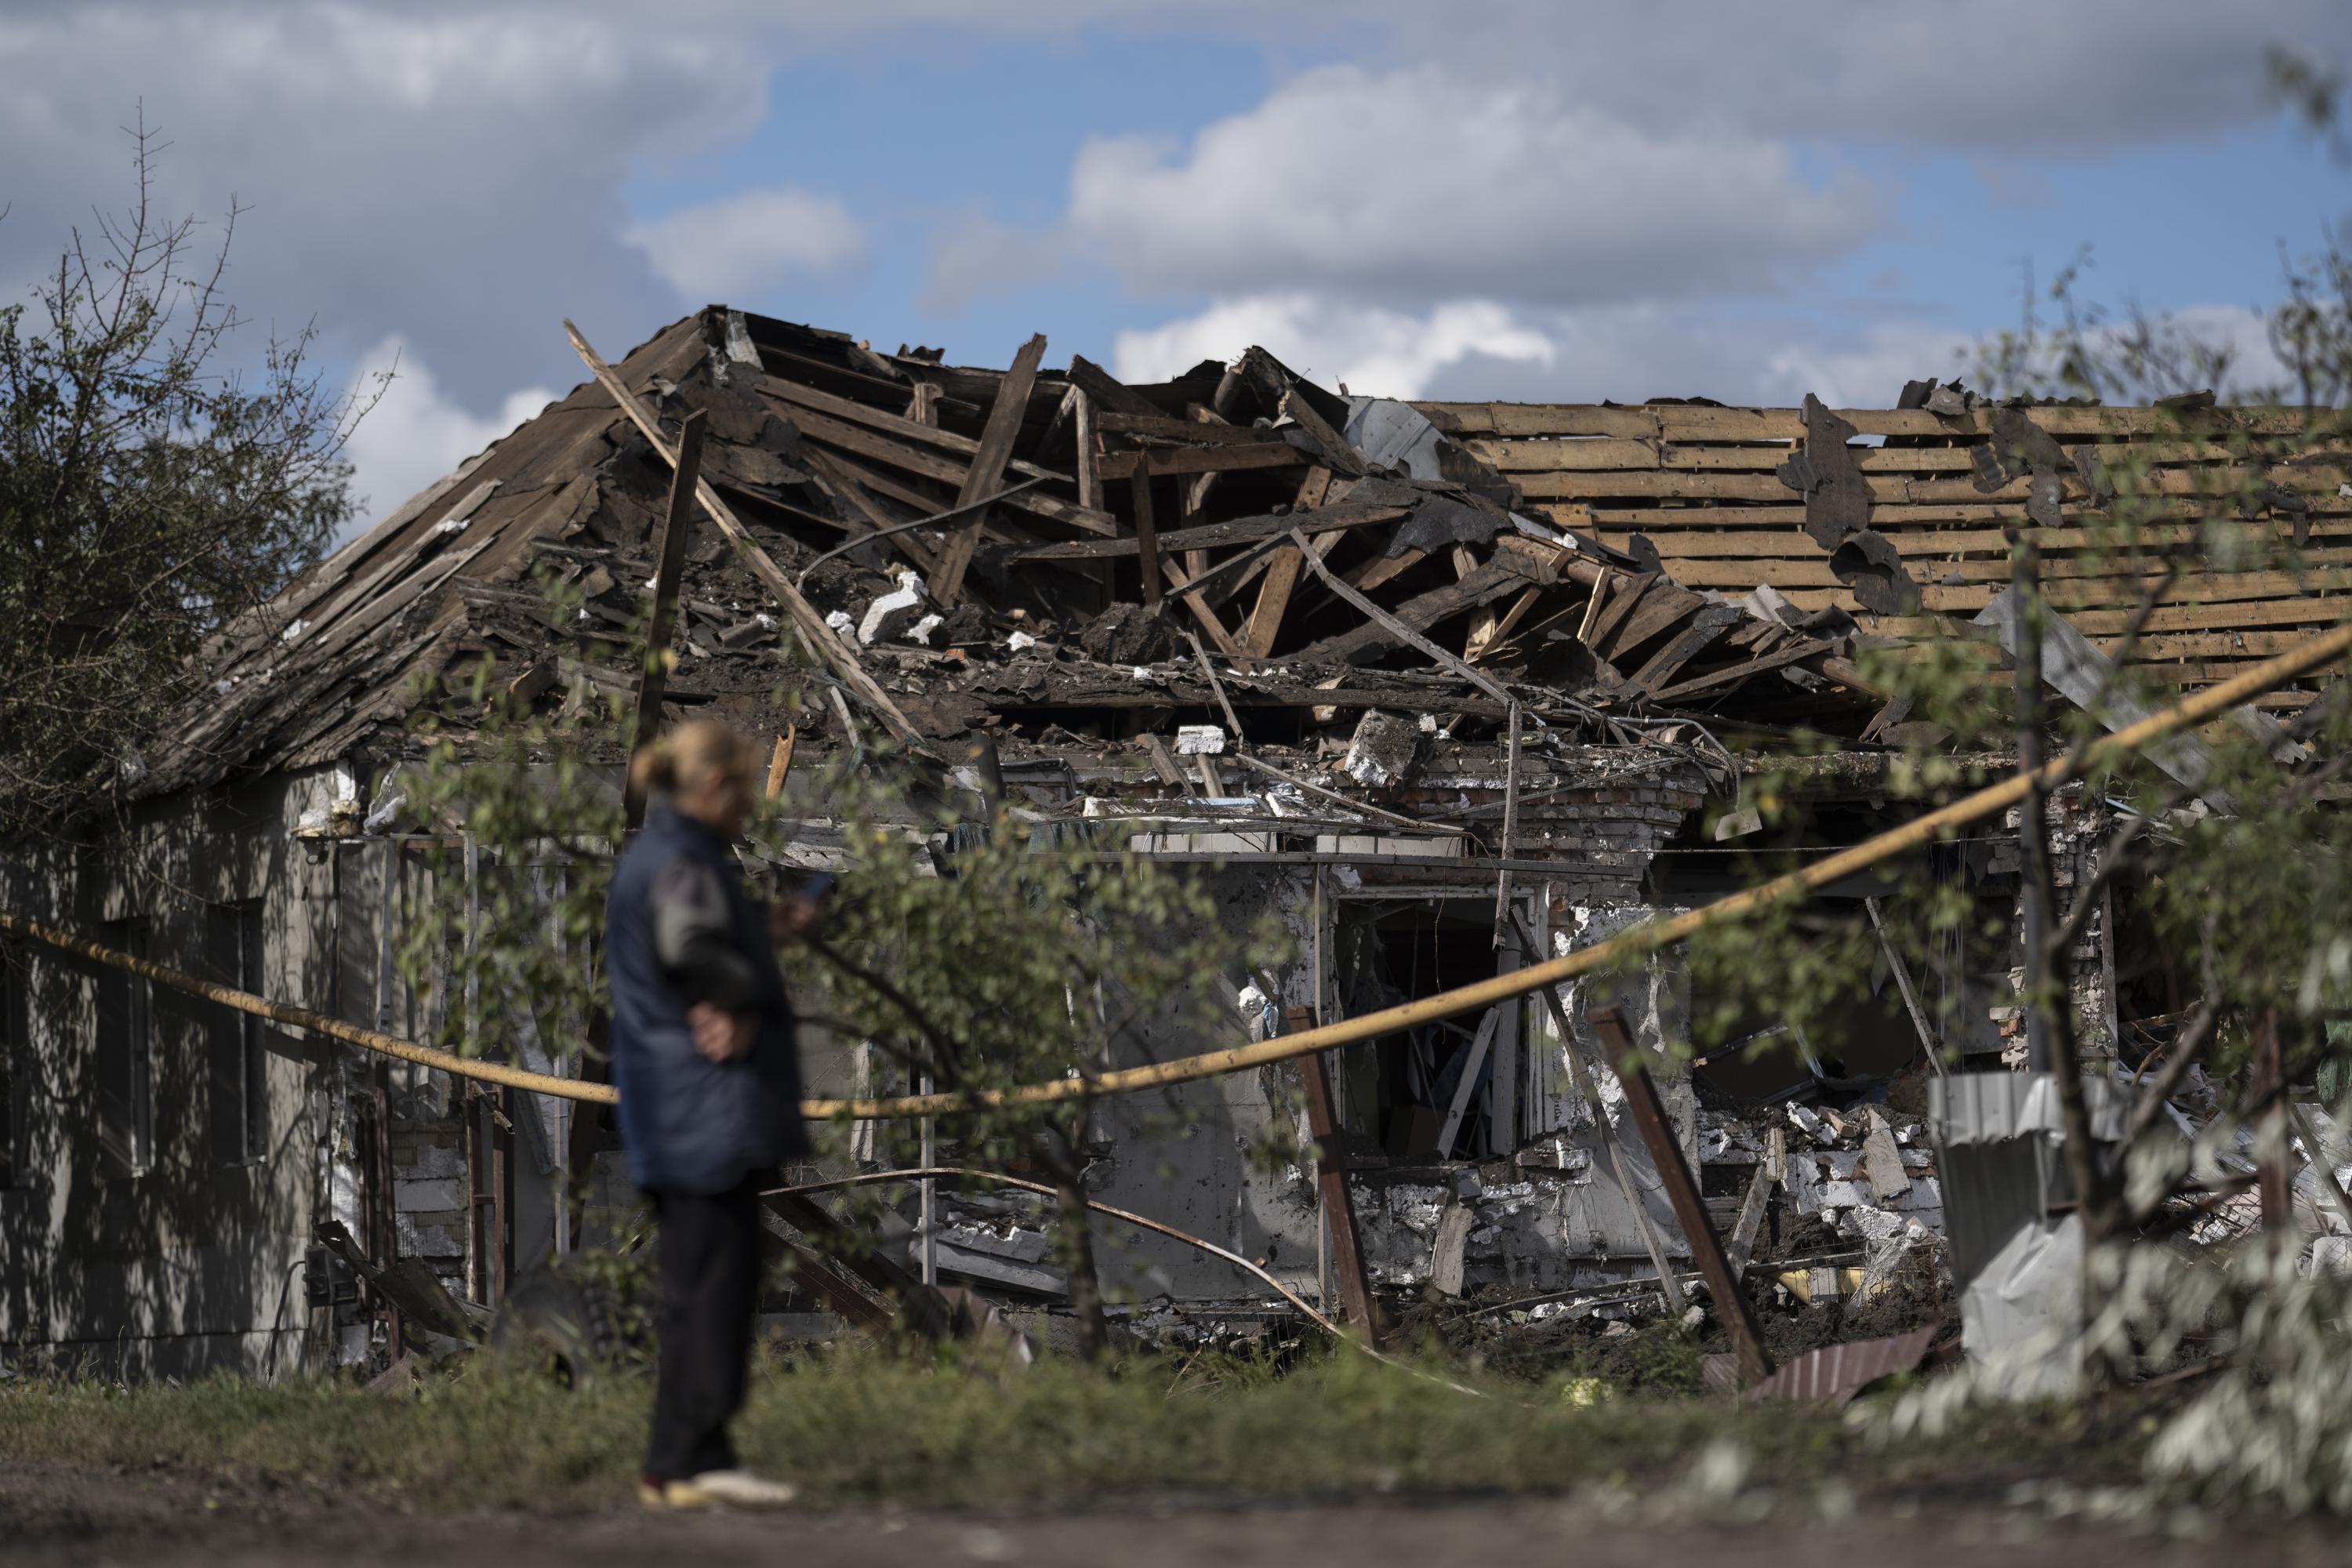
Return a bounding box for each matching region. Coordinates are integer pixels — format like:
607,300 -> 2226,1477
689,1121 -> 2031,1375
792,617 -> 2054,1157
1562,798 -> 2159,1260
0,114 -> 378,835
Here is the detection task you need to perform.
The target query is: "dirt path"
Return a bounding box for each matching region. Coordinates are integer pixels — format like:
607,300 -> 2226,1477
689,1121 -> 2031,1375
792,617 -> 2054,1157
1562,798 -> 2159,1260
1,1463 -> 2325,1566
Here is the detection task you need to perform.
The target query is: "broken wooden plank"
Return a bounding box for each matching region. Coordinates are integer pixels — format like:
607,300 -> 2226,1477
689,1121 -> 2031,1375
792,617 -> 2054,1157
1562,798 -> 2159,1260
1593,1005 -> 1773,1387
1471,585 -> 1545,663
1160,532 -> 1291,615
625,408 -> 707,827
564,321 -> 924,750
1290,1004 -> 1382,1346
1131,467 -> 1163,612
1630,604 -> 1740,692
764,727 -> 797,799
1349,546 -> 1426,593
1243,544 -> 1308,658
1095,441 -> 1308,482
1436,1008 -> 1502,1160
1065,353 -> 1163,418
762,379 -> 1113,536
1007,501 -> 1410,561
1578,570 -> 1653,649
1286,528 -> 1518,706
1142,733 -> 1185,786
1292,556 -> 1535,668
1646,637 -> 1836,705
1597,582 -> 1711,661
935,332 -> 1047,605
1160,555 -> 1245,655
801,447 -> 944,576
1097,411 -> 1278,445
1073,389 -> 1101,513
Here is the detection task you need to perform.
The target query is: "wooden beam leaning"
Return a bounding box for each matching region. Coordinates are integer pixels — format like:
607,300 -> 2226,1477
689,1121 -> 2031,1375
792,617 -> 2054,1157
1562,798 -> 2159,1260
624,407 -> 707,828
760,370 -> 1112,535
562,321 -> 924,750
1007,500 -> 1410,561
1131,466 -> 1163,611
1592,1005 -> 1773,1386
1073,389 -> 1101,512
1240,467 -> 1336,659
1294,554 -> 1534,673
801,447 -> 943,577
1287,528 -> 1519,706
1289,1004 -> 1382,1345
1647,637 -> 1835,706
935,332 -> 1047,605
1160,555 -> 1246,655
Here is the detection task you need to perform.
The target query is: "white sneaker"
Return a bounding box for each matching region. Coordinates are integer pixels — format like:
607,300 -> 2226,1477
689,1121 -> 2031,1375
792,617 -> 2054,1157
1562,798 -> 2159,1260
667,1469 -> 799,1511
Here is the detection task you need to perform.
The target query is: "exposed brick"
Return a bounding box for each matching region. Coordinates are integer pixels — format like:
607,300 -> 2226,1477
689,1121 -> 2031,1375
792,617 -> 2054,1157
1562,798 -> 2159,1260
396,1177 -> 464,1211
405,1142 -> 464,1180
395,1212 -> 466,1260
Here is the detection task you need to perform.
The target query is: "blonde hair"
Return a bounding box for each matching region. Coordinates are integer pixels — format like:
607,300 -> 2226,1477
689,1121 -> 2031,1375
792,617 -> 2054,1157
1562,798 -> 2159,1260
629,719 -> 754,801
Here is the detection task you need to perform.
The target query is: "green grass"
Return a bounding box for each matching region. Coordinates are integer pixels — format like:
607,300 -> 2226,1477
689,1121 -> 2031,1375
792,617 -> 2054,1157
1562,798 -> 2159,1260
0,1341 -> 1866,1512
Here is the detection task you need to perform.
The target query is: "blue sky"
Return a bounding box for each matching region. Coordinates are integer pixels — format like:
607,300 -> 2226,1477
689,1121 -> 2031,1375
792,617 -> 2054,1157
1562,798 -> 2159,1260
2,2 -> 2346,530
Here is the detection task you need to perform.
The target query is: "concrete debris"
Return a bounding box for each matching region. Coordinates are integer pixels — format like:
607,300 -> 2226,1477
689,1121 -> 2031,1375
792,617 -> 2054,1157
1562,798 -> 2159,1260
1174,725 -> 1226,756
858,568 -> 928,645
1344,709 -> 1420,787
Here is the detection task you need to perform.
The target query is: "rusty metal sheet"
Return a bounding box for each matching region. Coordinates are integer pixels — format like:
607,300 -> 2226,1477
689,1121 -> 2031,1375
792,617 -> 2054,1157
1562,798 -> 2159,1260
1746,1323 -> 1940,1406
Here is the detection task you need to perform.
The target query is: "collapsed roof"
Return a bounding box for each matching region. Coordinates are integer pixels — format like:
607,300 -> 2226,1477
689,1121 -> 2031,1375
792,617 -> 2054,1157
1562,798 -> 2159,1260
139,307 -> 2348,808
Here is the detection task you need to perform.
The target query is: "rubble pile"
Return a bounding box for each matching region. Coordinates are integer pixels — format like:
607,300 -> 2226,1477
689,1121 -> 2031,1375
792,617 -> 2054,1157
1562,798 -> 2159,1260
145,308 -> 1900,808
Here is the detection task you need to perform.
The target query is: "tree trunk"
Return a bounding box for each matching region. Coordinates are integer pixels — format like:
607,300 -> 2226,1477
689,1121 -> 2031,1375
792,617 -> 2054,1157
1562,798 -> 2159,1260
1041,1111 -> 1109,1362
2013,528 -> 2116,1247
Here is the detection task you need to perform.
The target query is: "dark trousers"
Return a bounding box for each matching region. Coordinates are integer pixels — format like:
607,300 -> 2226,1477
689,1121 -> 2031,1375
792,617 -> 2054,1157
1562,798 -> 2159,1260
645,1174 -> 766,1481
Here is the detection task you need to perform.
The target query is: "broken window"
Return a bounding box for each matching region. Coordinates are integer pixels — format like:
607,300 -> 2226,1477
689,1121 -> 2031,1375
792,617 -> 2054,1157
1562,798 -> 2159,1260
96,917 -> 153,1176
209,900 -> 268,1167
1331,899 -> 1526,1163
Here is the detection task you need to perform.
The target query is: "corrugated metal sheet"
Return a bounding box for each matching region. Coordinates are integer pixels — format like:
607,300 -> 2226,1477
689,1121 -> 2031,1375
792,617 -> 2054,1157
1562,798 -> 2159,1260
1748,1324 -> 1941,1406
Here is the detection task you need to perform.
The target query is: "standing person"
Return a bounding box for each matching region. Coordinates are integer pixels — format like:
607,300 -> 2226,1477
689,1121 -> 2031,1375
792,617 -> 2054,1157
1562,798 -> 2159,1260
608,720 -> 821,1511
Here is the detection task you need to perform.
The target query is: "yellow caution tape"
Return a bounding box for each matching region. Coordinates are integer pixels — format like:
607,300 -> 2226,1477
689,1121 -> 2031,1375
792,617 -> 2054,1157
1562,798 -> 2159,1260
7,618 -> 2347,1120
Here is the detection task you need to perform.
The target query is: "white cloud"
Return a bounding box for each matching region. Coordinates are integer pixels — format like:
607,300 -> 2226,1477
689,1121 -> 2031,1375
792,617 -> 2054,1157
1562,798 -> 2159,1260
1112,295 -> 1554,400
1761,320 -> 1975,409
338,337 -> 557,540
626,187 -> 865,304
1069,64 -> 1878,307
0,5 -> 771,406
1351,1 -> 2352,156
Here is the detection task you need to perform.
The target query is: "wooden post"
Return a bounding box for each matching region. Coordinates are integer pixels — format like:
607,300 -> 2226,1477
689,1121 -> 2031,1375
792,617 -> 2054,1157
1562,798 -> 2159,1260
1130,468 -> 1163,611
2257,1007 -> 2292,1232
1288,1004 -> 1380,1345
625,407 -> 707,828
1591,1006 -> 1772,1385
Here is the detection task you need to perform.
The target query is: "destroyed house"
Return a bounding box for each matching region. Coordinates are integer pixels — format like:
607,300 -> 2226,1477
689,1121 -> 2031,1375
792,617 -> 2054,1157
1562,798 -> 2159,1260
0,305 -> 2339,1376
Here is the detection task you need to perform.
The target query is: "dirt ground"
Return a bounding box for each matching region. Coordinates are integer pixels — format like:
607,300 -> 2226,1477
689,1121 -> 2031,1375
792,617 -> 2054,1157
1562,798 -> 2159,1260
2,1463 -> 2333,1568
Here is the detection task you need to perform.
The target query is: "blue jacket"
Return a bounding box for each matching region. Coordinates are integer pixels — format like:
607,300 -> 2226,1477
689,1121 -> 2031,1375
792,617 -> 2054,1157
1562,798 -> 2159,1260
608,805 -> 810,1193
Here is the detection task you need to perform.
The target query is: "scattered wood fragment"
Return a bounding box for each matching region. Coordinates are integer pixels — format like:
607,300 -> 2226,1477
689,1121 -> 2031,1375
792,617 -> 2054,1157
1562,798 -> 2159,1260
936,332 -> 1048,605
564,320 -> 925,749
